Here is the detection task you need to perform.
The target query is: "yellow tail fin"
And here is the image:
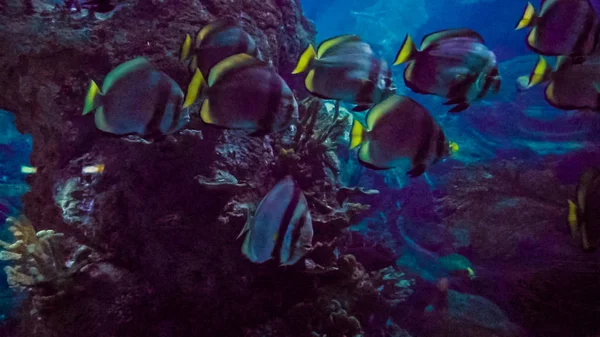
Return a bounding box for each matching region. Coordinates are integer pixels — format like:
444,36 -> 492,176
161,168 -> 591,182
515,2 -> 536,30
527,56 -> 550,88
568,200 -> 578,239
350,119 -> 366,149
292,44 -> 317,74
394,35 -> 417,66
183,69 -> 205,108
83,80 -> 102,115
180,34 -> 192,62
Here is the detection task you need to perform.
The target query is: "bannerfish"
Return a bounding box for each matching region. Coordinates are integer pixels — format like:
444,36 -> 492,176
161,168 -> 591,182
515,0 -> 600,58
525,55 -> 600,111
180,20 -> 259,76
184,53 -> 297,135
568,168 -> 600,251
239,176 -> 314,266
350,95 -> 456,177
292,35 -> 396,111
394,29 -> 501,113
83,58 -> 191,136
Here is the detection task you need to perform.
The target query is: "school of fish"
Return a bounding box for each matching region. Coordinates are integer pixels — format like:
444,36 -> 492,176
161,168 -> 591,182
74,2 -> 600,266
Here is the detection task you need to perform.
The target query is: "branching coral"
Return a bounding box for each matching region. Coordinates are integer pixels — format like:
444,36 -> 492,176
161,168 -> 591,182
0,216 -> 91,313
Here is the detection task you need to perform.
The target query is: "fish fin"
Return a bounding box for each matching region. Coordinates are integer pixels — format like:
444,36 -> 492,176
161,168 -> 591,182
305,69 -> 316,92
420,29 -> 484,49
515,2 -> 537,30
188,55 -> 198,73
183,69 -> 205,109
581,225 -> 592,251
394,35 -> 417,66
443,98 -> 462,106
293,44 -> 317,74
448,103 -> 469,113
350,119 -> 366,149
352,105 -> 371,112
544,81 -> 558,105
236,206 -> 252,239
357,151 -> 393,170
317,35 -> 361,58
208,53 -> 259,86
102,58 -> 152,92
196,21 -> 226,45
180,34 -> 192,62
366,95 -> 404,129
200,99 -> 214,124
407,163 -> 426,178
568,200 -> 579,239
83,80 -> 103,115
527,56 -> 551,88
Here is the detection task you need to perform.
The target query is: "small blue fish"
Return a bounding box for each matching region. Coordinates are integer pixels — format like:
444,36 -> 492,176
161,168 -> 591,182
239,176 -> 313,266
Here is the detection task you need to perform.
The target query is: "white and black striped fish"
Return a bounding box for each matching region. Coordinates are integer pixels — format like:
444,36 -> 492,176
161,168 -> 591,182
239,176 -> 313,266
83,58 -> 191,136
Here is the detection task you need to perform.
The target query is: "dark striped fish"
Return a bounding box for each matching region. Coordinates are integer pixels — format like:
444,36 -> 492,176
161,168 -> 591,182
394,29 -> 501,113
515,0 -> 600,58
185,54 -> 297,135
525,55 -> 600,111
83,58 -> 191,136
180,20 -> 259,76
568,168 -> 600,251
239,176 -> 313,266
292,35 -> 396,110
350,95 -> 456,177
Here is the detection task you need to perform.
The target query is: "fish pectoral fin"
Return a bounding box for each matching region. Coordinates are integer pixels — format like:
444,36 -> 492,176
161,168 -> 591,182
350,119 -> 366,149
567,199 -> 579,239
448,103 -> 469,113
407,163 -> 427,178
83,80 -> 103,115
200,99 -> 214,124
352,104 -> 371,112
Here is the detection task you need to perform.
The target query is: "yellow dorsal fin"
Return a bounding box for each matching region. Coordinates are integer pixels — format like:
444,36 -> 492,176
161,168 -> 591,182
292,45 -> 317,74
420,29 -> 484,50
83,80 -> 103,115
516,2 -> 536,30
183,69 -> 205,108
317,35 -> 361,58
208,53 -> 258,87
527,56 -> 550,88
200,99 -> 213,124
196,21 -> 228,46
350,119 -> 365,149
180,34 -> 192,62
103,58 -> 152,92
366,95 -> 404,129
394,35 -> 417,66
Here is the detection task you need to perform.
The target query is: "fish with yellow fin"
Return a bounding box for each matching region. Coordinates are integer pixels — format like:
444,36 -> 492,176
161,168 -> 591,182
524,55 -> 600,111
184,53 -> 297,135
180,20 -> 259,76
238,176 -> 313,266
568,168 -> 600,251
350,95 -> 456,177
292,35 -> 396,111
394,29 -> 501,113
515,0 -> 600,59
83,58 -> 192,136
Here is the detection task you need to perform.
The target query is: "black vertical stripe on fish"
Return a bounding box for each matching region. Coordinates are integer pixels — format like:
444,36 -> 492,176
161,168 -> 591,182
572,11 -> 595,55
356,57 -> 381,103
257,70 -> 282,132
166,94 -> 183,134
447,73 -> 478,101
272,184 -> 302,262
434,129 -> 446,163
476,75 -> 494,100
145,75 -> 171,135
412,114 -> 434,167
